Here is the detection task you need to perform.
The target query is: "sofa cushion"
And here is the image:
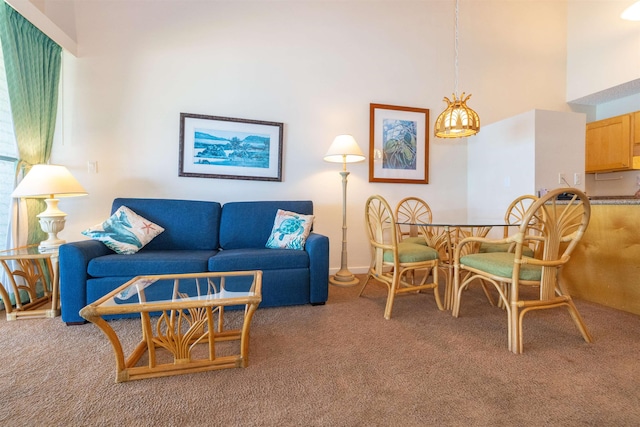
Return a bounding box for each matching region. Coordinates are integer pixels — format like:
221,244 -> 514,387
82,206 -> 165,254
219,200 -> 313,250
87,250 -> 218,277
111,198 -> 221,251
208,248 -> 309,271
266,209 -> 314,250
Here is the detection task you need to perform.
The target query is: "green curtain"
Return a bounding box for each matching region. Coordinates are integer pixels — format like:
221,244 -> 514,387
0,1 -> 62,245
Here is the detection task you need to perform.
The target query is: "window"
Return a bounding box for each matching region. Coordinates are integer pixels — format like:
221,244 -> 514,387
0,40 -> 18,249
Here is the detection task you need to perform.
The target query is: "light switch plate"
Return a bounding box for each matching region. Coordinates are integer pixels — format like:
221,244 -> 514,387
87,161 -> 98,173
558,173 -> 567,185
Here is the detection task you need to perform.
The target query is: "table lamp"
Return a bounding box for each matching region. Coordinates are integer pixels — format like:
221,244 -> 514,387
323,134 -> 365,287
11,164 -> 88,253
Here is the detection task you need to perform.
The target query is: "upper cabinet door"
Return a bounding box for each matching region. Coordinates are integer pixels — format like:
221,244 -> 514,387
634,111 -> 640,145
585,114 -> 632,173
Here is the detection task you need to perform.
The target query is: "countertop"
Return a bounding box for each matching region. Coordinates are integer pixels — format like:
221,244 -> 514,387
587,196 -> 640,205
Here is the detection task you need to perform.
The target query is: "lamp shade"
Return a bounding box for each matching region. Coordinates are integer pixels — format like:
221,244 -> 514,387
11,164 -> 87,198
434,93 -> 480,138
323,135 -> 366,163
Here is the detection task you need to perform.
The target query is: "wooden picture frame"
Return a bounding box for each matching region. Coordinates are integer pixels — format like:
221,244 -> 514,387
369,103 -> 429,184
179,113 -> 284,182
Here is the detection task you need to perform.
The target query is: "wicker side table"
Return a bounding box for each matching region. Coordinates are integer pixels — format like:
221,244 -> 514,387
0,245 -> 59,320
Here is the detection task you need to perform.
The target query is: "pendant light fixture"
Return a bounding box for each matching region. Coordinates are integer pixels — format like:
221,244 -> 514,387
434,0 -> 480,138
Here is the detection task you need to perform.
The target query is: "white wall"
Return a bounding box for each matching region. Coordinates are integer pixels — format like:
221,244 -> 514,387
535,109 -> 586,194
468,109 -> 586,227
39,0 -> 573,274
467,110 -> 536,224
566,0 -> 640,102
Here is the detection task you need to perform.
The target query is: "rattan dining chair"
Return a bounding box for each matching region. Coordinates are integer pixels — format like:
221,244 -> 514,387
479,194 -> 539,256
452,188 -> 592,354
360,195 -> 443,319
394,196 -> 475,309
395,197 -> 433,245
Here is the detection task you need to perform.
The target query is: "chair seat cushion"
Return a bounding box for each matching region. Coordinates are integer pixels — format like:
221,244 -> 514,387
460,252 -> 541,281
479,242 -> 534,257
401,236 -> 428,246
384,242 -> 439,263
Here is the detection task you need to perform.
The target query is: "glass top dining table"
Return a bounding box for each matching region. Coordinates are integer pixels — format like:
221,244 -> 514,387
397,221 -> 520,309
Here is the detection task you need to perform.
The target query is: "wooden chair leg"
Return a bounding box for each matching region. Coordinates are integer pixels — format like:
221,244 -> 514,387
383,288 -> 396,321
358,274 -> 373,297
431,266 -> 444,311
383,271 -> 400,320
510,302 -> 521,354
452,265 -> 462,317
565,300 -> 593,343
479,279 -> 497,306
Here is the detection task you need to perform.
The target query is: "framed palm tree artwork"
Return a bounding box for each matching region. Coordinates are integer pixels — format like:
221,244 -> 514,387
179,113 -> 283,182
369,103 -> 429,184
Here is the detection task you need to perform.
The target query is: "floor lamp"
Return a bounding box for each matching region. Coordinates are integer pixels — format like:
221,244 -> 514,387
11,164 -> 88,253
323,134 -> 365,287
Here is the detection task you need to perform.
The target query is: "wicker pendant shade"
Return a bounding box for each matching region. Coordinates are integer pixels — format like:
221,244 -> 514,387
435,0 -> 480,139
434,92 -> 480,138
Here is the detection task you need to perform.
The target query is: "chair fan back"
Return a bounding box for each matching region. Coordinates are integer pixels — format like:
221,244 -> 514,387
517,188 -> 590,300
504,195 -> 538,238
395,197 -> 432,242
365,195 -> 396,272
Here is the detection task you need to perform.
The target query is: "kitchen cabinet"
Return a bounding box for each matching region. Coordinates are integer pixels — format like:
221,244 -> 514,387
585,111 -> 640,173
634,111 -> 640,145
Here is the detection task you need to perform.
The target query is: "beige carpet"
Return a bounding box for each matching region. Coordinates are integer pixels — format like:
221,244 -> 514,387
2,277 -> 640,426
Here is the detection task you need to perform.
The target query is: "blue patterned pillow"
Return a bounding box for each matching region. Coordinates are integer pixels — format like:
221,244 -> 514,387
265,209 -> 314,250
81,206 -> 165,254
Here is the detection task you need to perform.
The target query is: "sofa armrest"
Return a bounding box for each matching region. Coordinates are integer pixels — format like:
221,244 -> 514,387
59,240 -> 112,324
305,232 -> 329,304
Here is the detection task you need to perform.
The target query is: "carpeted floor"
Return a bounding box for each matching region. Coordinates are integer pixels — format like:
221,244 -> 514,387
2,277 -> 640,426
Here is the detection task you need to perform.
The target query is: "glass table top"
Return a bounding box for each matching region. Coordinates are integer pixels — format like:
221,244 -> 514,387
94,271 -> 262,310
397,221 -> 520,227
0,245 -> 56,259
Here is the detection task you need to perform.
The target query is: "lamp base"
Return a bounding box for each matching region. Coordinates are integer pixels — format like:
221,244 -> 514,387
37,198 -> 67,254
38,240 -> 64,254
329,269 -> 360,287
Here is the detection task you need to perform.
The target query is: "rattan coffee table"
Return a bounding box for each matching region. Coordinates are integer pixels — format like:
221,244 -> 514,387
80,270 -> 262,383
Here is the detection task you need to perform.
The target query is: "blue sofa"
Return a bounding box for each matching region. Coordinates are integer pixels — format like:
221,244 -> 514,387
59,198 -> 330,324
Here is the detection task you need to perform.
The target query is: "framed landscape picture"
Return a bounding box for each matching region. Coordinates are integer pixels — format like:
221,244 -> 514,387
179,113 -> 284,182
369,103 -> 429,184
